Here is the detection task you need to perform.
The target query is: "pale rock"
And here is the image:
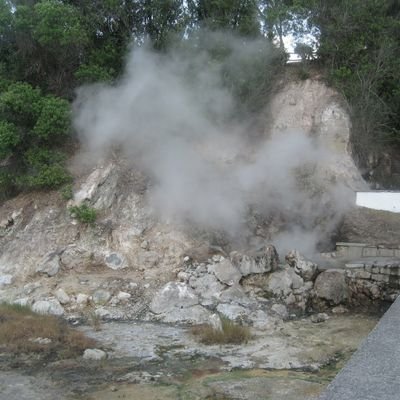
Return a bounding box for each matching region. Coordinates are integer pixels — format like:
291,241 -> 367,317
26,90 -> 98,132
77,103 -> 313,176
271,304 -> 289,319
311,313 -> 329,323
55,288 -> 70,305
60,246 -> 93,269
250,309 -> 271,330
189,274 -> 224,306
230,244 -> 279,277
12,297 -> 30,306
117,291 -> 131,301
150,282 -> 199,314
32,299 -> 64,316
140,240 -> 149,250
104,252 -> 127,270
332,305 -> 349,314
177,271 -> 190,282
161,305 -> 212,325
216,303 -> 248,322
92,289 -> 111,305
76,293 -> 89,305
286,250 -> 318,281
266,268 -> 303,298
208,259 -> 241,286
30,337 -> 52,345
0,274 -> 13,288
94,307 -> 125,320
83,348 -> 107,360
314,269 -> 348,305
219,285 -> 255,306
36,251 -> 61,277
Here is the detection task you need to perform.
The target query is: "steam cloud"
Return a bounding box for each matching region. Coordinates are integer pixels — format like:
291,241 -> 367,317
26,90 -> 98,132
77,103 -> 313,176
73,35 -> 355,255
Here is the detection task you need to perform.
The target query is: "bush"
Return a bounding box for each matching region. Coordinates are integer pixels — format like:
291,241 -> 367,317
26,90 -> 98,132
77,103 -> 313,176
60,183 -> 73,200
69,204 -> 97,224
33,96 -> 70,140
0,82 -> 42,126
0,120 -> 19,159
0,82 -> 72,198
191,317 -> 251,345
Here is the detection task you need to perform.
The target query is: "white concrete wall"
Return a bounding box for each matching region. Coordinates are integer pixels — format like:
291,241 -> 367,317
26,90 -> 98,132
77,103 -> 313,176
356,191 -> 400,213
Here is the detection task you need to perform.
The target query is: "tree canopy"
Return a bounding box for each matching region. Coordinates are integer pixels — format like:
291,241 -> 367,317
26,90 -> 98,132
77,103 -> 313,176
0,0 -> 399,200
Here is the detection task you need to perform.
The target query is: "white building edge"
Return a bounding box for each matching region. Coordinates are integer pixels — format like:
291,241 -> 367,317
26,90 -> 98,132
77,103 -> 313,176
356,191 -> 400,213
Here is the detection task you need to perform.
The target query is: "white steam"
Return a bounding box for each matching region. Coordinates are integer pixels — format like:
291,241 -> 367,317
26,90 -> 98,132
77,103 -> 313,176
73,39 -> 354,255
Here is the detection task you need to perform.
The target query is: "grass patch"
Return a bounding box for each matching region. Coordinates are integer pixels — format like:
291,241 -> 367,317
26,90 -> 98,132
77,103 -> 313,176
0,303 -> 96,358
69,204 -> 97,224
191,317 -> 251,345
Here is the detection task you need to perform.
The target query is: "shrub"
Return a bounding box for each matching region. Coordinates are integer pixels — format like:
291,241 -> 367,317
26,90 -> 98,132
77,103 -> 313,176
0,120 -> 19,159
33,96 -> 70,140
0,82 -> 42,126
60,183 -> 73,200
69,204 -> 97,224
191,317 -> 251,345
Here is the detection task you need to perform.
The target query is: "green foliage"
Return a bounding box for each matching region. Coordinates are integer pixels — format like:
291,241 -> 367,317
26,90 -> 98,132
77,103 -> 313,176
0,81 -> 71,196
0,121 -> 19,159
33,0 -> 88,48
0,82 -> 42,126
60,184 -> 73,200
69,204 -> 97,224
33,96 -> 70,140
75,64 -> 114,84
21,164 -> 71,190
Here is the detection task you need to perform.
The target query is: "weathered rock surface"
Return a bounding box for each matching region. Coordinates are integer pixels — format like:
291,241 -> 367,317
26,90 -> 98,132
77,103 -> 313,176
83,348 -> 107,361
36,252 -> 61,277
32,299 -> 64,316
286,250 -> 318,281
314,270 -> 348,305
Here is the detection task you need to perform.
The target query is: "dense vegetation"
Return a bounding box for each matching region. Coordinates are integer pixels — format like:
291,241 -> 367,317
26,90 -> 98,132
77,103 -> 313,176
0,0 -> 399,200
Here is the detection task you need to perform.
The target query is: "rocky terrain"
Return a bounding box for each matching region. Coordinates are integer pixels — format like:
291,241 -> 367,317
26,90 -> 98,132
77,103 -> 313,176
0,78 -> 398,399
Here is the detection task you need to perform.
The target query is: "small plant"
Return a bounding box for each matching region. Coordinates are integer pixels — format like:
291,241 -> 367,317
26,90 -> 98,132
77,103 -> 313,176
87,310 -> 102,332
60,184 -> 73,200
191,317 -> 251,345
69,204 -> 97,224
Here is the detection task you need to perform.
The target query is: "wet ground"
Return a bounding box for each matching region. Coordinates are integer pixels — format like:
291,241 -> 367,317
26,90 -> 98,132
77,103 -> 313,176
0,313 -> 378,400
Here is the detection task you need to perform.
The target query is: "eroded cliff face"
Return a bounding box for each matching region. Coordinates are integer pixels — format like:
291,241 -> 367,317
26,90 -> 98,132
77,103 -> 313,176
268,78 -> 365,191
0,78 -> 368,319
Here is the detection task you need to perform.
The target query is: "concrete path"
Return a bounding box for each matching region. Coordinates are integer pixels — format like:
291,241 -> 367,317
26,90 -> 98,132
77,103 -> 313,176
319,295 -> 400,400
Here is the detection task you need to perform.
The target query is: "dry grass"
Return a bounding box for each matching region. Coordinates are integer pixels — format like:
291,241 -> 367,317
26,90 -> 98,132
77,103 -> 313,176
0,303 -> 96,358
191,317 -> 251,345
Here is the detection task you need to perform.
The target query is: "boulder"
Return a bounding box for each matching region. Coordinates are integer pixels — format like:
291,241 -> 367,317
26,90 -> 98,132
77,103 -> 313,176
208,259 -> 242,286
230,244 -> 279,277
286,250 -> 318,281
55,288 -> 70,305
92,289 -> 111,305
150,282 -> 199,314
216,303 -> 248,322
104,252 -> 127,270
36,252 -> 61,277
189,273 -> 224,306
83,349 -> 107,361
314,270 -> 348,305
32,299 -> 64,316
271,304 -> 289,320
266,268 -> 304,298
60,246 -> 93,270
